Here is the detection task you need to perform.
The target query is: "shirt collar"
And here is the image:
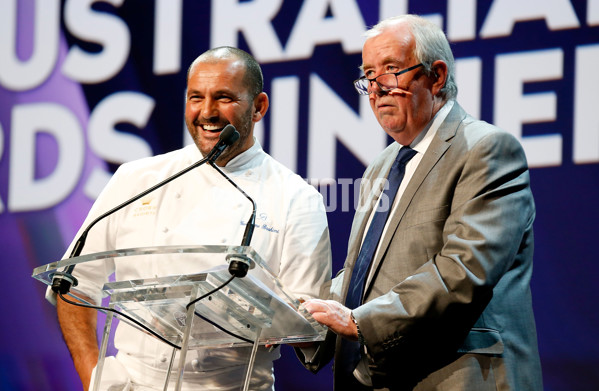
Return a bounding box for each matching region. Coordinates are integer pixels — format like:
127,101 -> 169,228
224,137 -> 263,170
187,137 -> 264,171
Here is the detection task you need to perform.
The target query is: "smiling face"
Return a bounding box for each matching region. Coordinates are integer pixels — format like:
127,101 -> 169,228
362,23 -> 444,145
185,56 -> 268,165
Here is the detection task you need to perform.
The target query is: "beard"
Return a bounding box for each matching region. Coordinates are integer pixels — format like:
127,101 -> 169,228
188,106 -> 254,166
213,115 -> 253,165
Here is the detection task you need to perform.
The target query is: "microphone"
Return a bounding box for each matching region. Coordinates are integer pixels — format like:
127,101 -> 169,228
207,124 -> 240,163
207,158 -> 257,278
51,125 -> 241,294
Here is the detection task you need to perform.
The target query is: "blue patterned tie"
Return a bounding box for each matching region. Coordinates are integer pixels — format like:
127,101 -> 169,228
339,146 -> 417,377
345,146 -> 417,310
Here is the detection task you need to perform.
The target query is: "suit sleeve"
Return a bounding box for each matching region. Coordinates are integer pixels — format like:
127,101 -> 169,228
352,129 -> 535,361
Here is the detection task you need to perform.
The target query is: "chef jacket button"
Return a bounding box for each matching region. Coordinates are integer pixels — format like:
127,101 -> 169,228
160,355 -> 167,363
175,192 -> 181,199
245,170 -> 252,176
162,227 -> 169,233
221,238 -> 227,243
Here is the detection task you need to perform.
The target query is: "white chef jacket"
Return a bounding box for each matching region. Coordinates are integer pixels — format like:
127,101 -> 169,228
48,139 -> 332,390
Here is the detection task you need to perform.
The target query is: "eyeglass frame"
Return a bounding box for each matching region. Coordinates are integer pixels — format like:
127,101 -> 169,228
353,63 -> 424,95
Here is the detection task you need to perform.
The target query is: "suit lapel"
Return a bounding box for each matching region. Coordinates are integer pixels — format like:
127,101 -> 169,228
344,147 -> 398,269
362,102 -> 467,299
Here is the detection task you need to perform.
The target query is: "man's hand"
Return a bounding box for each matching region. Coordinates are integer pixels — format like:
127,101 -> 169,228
303,299 -> 358,341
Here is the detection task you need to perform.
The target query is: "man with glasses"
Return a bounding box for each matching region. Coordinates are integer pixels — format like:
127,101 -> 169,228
299,14 -> 542,391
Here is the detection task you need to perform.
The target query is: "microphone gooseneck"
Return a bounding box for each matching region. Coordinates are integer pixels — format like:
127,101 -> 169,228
51,125 -> 240,294
209,159 -> 257,278
203,126 -> 256,277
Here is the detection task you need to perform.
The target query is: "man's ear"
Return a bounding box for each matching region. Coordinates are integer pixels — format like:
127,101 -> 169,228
252,92 -> 269,122
430,60 -> 448,97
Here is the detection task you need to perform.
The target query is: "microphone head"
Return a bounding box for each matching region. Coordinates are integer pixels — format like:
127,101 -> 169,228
207,124 -> 241,163
220,124 -> 240,146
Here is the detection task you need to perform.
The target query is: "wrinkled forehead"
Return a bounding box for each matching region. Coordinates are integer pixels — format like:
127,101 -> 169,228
361,26 -> 416,69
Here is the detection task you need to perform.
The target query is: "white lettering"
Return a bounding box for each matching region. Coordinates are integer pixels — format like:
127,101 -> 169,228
480,0 -> 580,38
62,0 -> 130,83
494,49 -> 563,167
285,0 -> 365,58
9,103 -> 84,211
589,0 -> 599,25
424,14 -> 444,28
210,0 -> 284,63
379,0 -> 408,20
337,178 -> 353,212
0,0 -> 60,91
454,57 -> 482,119
85,92 -> 154,198
308,74 -> 387,179
319,179 -> 337,212
356,177 -> 388,212
270,76 -> 300,171
573,44 -> 599,164
448,0 -> 477,41
153,0 -> 183,75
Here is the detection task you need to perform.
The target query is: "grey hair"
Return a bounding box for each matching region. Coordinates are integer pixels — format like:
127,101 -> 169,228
365,15 -> 457,101
187,46 -> 264,99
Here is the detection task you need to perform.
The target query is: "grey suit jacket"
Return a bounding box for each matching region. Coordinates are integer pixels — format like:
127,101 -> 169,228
315,102 -> 542,390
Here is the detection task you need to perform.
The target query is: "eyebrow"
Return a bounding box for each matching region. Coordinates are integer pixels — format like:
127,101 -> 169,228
186,88 -> 236,96
360,56 -> 404,72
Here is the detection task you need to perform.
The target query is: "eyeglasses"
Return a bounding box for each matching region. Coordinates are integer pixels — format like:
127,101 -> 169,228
353,63 -> 424,95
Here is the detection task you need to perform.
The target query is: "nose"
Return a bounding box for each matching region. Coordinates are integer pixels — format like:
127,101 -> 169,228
200,97 -> 218,120
369,80 -> 386,96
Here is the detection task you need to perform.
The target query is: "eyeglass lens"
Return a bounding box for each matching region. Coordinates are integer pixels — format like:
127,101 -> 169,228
355,74 -> 397,94
354,63 -> 423,95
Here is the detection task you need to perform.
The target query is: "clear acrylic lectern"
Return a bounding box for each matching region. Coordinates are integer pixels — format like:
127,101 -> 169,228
32,245 -> 326,391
